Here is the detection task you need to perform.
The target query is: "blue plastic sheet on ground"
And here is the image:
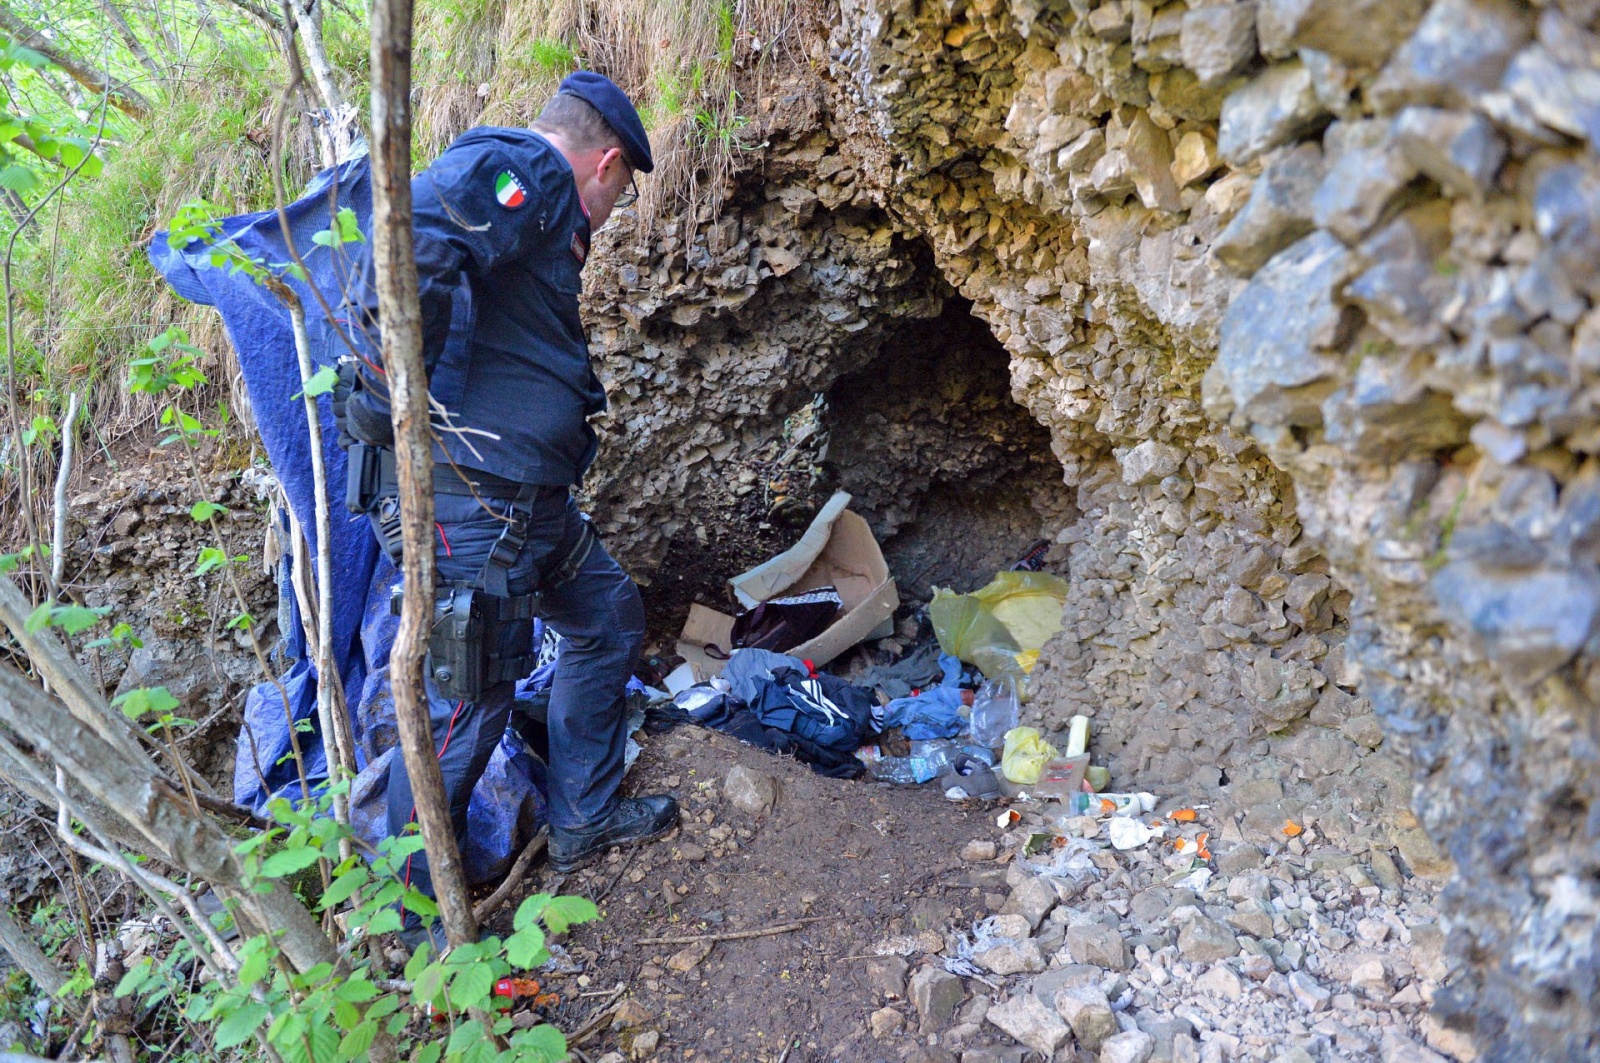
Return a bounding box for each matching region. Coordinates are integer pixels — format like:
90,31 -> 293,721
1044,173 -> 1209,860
147,152 -> 545,883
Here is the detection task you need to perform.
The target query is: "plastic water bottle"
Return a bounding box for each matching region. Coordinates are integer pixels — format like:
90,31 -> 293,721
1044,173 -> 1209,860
970,675 -> 1020,747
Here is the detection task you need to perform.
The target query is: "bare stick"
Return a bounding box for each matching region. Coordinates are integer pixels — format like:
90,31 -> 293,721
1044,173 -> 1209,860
284,0 -> 354,162
0,573 -> 149,767
48,391 -> 81,596
565,983 -> 627,1047
472,828 -> 547,923
633,916 -> 831,946
0,903 -> 66,996
0,668 -> 338,974
0,8 -> 153,117
369,0 -> 476,947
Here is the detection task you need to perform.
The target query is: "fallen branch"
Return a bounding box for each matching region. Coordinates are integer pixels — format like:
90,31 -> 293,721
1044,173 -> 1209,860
633,915 -> 831,946
565,983 -> 627,1047
472,827 -> 547,923
47,391 -> 79,596
0,903 -> 66,996
191,789 -> 270,830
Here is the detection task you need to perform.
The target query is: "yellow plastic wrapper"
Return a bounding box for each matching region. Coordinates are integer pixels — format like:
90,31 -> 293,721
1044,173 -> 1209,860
1000,726 -> 1059,785
930,571 -> 1070,681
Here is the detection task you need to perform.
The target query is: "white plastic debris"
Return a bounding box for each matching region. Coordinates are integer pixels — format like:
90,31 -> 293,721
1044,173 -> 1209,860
1107,817 -> 1166,850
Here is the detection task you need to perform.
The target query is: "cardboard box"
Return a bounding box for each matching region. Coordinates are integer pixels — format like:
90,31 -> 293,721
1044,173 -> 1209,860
676,491 -> 899,679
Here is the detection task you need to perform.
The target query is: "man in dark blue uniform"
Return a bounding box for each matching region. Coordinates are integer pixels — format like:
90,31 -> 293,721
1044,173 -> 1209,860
336,72 -> 678,943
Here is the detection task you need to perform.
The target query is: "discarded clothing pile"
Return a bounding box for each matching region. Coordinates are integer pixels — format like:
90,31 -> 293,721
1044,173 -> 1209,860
670,649 -> 877,779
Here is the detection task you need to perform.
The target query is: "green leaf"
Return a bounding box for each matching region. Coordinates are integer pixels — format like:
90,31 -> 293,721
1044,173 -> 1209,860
22,602 -> 50,634
404,942 -> 433,981
228,612 -> 255,631
503,924 -> 546,970
413,963 -> 445,1007
512,894 -> 550,932
213,1000 -> 270,1048
333,977 -> 380,1004
509,1024 -> 567,1063
541,895 -> 599,934
317,866 -> 368,910
401,889 -> 438,918
366,994 -> 402,1021
195,547 -> 228,575
413,1041 -> 442,1063
0,164 -> 38,194
334,998 -> 361,1031
337,207 -> 364,244
235,828 -> 280,856
191,500 -> 228,521
113,959 -> 153,998
446,1020 -> 486,1056
3,44 -> 49,68
450,964 -> 494,1009
236,945 -> 271,988
301,365 -> 340,397
340,1019 -> 378,1060
365,908 -> 402,936
278,1017 -> 339,1063
114,686 -> 182,720
52,604 -> 108,636
259,846 -> 323,878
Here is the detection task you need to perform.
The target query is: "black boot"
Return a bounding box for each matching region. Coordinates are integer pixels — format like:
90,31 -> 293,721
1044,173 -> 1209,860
548,795 -> 679,873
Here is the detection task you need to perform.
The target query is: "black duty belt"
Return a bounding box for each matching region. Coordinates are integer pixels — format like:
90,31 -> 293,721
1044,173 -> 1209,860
346,441 -> 529,509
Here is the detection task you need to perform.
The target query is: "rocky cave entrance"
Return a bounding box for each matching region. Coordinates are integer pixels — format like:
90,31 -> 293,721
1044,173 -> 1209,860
635,281 -> 1077,655
821,295 -> 1074,602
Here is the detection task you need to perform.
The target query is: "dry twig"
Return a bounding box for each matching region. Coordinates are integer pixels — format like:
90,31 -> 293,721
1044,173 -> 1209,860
472,827 -> 548,922
633,915 -> 831,946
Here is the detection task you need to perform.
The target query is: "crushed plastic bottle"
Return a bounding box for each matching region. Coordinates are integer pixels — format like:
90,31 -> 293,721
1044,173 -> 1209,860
970,675 -> 1021,747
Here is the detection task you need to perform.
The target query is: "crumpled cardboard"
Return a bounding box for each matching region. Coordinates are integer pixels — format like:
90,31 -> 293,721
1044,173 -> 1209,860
677,491 -> 899,679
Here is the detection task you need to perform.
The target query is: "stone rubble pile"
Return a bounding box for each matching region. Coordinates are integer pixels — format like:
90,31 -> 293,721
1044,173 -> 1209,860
857,797 -> 1463,1063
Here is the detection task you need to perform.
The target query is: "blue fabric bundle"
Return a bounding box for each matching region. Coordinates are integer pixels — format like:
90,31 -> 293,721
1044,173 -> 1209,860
147,152 -> 545,883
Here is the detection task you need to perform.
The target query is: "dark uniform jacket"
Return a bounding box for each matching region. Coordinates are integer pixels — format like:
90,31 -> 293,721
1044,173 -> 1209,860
352,127 -> 603,486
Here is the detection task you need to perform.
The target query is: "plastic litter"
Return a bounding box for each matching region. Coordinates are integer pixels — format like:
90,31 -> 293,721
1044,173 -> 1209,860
999,726 -> 1059,785
1021,835 -> 1100,881
1108,817 -> 1165,850
1065,714 -> 1091,756
929,570 -> 1070,681
1087,792 -> 1158,817
1033,753 -> 1090,799
969,675 -> 1021,748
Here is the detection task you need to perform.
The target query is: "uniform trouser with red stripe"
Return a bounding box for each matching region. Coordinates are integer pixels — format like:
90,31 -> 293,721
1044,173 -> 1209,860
376,487 -> 645,913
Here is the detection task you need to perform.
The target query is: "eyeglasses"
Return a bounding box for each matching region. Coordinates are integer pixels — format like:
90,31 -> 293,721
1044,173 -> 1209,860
615,174 -> 639,209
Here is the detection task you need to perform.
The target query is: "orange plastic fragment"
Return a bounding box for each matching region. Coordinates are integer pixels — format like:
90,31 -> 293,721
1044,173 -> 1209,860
1169,808 -> 1197,822
495,977 -> 544,999
1099,798 -> 1116,814
1196,831 -> 1211,860
1282,819 -> 1304,837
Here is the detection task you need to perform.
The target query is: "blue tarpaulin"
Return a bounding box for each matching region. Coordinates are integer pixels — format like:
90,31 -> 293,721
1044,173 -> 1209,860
147,153 -> 546,883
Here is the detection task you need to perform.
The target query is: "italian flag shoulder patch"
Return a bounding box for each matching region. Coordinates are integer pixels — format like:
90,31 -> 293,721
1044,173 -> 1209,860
494,170 -> 527,209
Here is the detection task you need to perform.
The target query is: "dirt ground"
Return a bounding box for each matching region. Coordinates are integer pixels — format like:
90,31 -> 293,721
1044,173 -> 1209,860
483,724 -> 993,1062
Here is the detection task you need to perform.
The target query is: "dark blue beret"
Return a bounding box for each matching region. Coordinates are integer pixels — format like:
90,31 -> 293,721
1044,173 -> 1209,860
558,71 -> 654,174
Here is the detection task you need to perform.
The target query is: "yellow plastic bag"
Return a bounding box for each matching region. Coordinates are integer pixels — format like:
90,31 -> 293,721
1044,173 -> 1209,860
930,571 -> 1069,680
1000,726 -> 1059,785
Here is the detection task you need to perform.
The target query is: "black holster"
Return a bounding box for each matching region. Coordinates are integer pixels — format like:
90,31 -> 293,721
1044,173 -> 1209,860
392,583 -> 540,702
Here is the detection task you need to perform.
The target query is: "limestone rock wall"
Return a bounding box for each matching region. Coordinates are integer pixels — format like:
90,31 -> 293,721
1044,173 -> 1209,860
803,0 -> 1597,1056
